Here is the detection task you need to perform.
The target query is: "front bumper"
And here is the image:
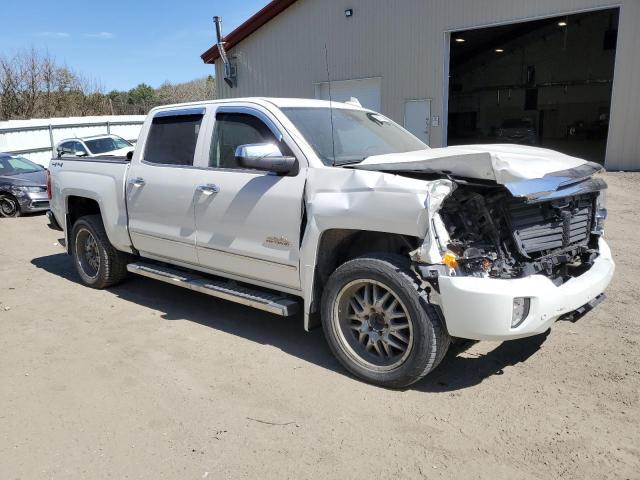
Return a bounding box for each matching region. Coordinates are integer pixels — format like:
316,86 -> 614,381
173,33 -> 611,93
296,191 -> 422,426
17,191 -> 49,213
437,238 -> 615,341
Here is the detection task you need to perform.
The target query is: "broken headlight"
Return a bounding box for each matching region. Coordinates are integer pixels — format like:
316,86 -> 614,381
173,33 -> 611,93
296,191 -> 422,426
592,189 -> 607,235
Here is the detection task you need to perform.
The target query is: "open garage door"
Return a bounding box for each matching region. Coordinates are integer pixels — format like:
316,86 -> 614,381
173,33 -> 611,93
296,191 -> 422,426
447,8 -> 619,164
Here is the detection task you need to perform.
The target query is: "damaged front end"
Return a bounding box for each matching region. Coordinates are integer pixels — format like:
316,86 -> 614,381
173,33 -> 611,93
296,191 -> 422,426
411,163 -> 608,287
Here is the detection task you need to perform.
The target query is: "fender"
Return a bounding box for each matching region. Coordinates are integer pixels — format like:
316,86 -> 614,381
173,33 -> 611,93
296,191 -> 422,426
298,167 -> 455,330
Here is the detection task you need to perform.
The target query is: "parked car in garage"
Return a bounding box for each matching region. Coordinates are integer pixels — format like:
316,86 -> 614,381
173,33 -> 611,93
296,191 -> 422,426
55,134 -> 134,158
0,153 -> 49,217
496,118 -> 538,145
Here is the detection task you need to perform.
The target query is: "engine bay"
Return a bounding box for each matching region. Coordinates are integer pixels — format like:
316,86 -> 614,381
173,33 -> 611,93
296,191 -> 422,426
439,185 -> 602,281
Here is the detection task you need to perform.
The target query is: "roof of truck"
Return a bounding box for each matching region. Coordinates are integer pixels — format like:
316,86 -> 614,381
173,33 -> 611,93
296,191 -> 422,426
152,97 -> 368,112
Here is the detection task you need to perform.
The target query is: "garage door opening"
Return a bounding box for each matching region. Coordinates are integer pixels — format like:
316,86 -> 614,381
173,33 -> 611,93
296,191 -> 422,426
447,8 -> 619,164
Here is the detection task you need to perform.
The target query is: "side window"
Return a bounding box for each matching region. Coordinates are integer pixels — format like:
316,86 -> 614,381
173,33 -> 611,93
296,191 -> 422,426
144,113 -> 204,166
209,112 -> 289,169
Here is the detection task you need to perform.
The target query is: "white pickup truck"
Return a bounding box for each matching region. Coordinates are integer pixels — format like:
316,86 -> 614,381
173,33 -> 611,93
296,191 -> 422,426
47,98 -> 614,388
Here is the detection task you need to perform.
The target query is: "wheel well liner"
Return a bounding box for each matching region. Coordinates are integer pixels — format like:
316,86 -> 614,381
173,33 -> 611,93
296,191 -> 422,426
67,196 -> 101,227
311,229 -> 418,314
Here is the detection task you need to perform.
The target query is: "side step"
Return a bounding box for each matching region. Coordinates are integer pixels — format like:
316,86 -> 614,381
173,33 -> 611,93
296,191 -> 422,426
126,262 -> 299,316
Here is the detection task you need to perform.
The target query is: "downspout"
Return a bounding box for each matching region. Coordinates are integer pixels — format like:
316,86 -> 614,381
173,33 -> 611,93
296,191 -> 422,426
214,16 -> 236,88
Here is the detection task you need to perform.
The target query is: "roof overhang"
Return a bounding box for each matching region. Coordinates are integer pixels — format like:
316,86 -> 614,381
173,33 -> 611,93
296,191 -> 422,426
201,0 -> 299,64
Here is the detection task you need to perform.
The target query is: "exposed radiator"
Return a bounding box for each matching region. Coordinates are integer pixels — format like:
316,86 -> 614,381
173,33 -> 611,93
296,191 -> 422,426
507,194 -> 595,257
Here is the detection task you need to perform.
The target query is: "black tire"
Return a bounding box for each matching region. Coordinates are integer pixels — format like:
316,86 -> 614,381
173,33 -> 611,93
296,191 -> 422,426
71,215 -> 129,289
0,194 -> 22,218
321,254 -> 450,389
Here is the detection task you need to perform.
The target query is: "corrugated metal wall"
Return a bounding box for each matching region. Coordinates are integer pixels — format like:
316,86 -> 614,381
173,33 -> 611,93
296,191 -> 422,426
213,0 -> 639,170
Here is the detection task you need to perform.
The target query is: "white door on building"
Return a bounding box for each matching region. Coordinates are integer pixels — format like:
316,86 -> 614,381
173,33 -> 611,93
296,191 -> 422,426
315,77 -> 381,112
404,99 -> 431,145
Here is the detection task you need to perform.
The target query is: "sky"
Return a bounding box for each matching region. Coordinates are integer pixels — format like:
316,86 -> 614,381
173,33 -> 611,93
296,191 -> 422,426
1,0 -> 271,91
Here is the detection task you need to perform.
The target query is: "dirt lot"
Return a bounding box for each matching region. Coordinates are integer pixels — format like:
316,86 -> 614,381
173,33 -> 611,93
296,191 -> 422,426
1,173 -> 638,479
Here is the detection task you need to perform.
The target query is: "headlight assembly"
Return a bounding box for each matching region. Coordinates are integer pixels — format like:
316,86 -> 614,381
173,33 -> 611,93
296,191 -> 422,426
11,186 -> 46,194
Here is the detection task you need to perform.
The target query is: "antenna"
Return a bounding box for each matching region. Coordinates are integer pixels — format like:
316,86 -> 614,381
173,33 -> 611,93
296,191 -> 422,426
324,43 -> 337,167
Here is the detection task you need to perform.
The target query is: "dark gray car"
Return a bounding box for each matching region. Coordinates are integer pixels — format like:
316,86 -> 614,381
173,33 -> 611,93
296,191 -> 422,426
0,154 -> 49,217
496,118 -> 538,145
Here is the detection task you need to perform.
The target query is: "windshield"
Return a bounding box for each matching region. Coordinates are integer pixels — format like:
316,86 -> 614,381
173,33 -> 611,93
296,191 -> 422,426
0,156 -> 44,175
85,136 -> 132,154
282,107 -> 426,165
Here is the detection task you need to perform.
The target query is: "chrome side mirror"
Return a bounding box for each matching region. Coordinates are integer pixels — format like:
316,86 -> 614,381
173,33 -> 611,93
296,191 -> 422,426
234,143 -> 295,175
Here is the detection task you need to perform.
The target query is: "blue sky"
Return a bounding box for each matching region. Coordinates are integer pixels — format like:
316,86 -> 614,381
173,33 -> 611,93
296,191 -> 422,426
1,0 -> 270,91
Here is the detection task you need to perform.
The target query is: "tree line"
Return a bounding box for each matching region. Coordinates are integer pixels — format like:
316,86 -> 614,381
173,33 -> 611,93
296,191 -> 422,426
0,49 -> 216,121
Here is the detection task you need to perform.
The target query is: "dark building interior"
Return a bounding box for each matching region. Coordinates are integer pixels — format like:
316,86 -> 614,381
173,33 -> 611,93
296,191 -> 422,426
447,8 -> 619,163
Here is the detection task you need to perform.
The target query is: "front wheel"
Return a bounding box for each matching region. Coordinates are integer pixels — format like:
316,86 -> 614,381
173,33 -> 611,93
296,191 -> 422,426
321,254 -> 450,389
0,194 -> 21,218
71,215 -> 129,289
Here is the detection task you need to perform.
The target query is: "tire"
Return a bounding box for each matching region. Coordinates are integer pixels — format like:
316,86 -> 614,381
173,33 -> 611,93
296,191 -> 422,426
71,215 -> 129,289
0,194 -> 22,218
321,254 -> 450,389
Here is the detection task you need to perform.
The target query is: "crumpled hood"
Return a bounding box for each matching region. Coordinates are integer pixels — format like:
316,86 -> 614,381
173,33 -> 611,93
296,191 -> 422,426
352,144 -> 589,184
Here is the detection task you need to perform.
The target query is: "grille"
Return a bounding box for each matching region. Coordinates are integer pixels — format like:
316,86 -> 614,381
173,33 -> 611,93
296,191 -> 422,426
507,195 -> 594,257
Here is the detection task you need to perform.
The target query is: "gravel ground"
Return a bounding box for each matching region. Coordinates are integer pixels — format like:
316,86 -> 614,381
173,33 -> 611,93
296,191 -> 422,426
0,172 -> 638,479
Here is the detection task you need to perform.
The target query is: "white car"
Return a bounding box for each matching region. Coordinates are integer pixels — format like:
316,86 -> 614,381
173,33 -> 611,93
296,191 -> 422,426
46,98 -> 614,388
55,134 -> 134,158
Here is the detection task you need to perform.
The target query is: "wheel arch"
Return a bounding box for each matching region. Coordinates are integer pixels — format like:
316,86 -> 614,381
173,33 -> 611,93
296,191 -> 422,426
302,227 -> 420,330
65,195 -> 102,253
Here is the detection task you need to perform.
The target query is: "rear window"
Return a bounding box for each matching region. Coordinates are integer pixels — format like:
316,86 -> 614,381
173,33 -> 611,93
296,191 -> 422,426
144,113 -> 203,166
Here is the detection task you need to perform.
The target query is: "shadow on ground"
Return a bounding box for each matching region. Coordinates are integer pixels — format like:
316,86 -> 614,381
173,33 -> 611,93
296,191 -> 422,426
31,253 -> 549,392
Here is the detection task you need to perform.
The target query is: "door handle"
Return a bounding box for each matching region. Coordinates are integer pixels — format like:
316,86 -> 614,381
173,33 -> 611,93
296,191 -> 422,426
128,177 -> 146,187
196,183 -> 219,195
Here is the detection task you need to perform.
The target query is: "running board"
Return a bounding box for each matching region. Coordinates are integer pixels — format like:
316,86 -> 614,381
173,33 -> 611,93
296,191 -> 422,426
126,262 -> 299,316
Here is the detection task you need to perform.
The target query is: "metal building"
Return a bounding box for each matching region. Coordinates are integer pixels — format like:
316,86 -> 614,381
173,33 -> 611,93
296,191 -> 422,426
201,0 -> 640,170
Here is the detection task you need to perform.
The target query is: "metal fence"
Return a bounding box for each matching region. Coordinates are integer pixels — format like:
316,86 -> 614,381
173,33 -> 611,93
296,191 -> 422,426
0,115 -> 145,166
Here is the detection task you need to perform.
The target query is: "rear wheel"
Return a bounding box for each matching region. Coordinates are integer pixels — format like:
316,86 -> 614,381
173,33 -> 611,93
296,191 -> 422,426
321,254 -> 450,388
0,194 -> 21,218
71,215 -> 129,288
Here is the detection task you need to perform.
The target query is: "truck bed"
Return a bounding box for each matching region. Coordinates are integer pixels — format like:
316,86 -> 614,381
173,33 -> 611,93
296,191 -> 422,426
48,156 -> 133,253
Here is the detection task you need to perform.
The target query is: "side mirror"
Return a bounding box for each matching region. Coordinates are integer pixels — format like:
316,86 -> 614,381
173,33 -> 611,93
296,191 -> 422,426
57,147 -> 73,158
234,143 -> 295,175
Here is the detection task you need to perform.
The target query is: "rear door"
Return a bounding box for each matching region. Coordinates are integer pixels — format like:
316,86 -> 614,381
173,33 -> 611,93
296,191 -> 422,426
192,105 -> 307,291
126,107 -> 208,265
404,99 -> 431,145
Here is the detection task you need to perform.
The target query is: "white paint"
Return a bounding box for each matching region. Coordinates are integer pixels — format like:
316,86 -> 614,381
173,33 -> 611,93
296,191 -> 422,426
355,143 -> 588,184
438,238 -> 614,340
49,98 -> 615,341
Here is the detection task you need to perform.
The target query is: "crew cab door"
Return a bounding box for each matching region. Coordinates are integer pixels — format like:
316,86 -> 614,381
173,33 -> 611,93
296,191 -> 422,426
126,108 -> 208,264
192,105 -> 307,291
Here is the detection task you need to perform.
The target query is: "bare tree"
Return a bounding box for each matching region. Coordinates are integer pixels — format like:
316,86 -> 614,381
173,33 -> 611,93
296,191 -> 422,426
0,49 -> 217,120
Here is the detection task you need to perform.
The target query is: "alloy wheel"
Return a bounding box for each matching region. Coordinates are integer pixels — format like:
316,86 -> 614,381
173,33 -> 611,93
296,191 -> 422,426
333,279 -> 414,371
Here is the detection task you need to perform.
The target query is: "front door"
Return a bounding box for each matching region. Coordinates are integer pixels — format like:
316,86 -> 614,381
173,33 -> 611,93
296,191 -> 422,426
193,107 -> 306,291
127,108 -> 207,264
404,99 -> 431,145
